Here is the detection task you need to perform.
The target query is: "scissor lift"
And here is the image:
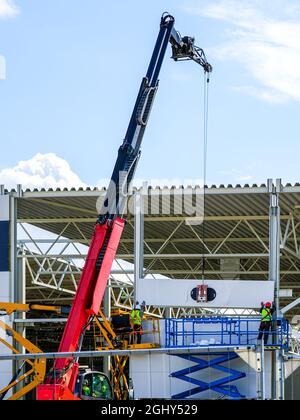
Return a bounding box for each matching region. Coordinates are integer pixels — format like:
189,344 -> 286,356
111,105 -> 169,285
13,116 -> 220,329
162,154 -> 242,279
170,352 -> 246,400
165,316 -> 289,399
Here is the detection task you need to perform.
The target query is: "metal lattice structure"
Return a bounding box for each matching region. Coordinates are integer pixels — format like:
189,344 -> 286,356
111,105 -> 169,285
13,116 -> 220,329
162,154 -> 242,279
10,183 -> 300,321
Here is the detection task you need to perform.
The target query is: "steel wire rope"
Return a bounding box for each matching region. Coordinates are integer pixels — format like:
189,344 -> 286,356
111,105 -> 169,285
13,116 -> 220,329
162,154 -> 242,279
201,71 -> 210,283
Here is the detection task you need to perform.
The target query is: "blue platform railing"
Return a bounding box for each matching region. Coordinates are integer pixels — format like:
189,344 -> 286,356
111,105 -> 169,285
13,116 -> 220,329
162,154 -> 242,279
165,317 -> 289,349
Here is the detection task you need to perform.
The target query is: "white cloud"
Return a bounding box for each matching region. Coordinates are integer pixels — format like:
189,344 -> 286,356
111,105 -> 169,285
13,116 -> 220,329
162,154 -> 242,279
0,153 -> 87,190
185,0 -> 300,103
0,0 -> 19,18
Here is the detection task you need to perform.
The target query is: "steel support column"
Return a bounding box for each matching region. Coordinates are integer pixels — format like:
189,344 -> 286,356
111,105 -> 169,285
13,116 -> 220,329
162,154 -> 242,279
0,189 -> 17,398
268,178 -> 281,314
13,244 -> 26,398
10,193 -> 17,305
256,342 -> 265,400
134,193 -> 144,304
268,178 -> 284,400
102,284 -> 111,377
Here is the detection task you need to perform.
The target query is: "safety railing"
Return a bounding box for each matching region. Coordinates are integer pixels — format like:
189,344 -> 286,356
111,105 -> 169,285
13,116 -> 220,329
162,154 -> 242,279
165,317 -> 289,349
94,314 -> 161,349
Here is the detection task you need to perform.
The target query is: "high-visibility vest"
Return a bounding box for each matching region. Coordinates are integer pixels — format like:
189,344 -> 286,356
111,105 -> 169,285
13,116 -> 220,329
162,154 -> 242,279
131,309 -> 141,325
261,308 -> 272,322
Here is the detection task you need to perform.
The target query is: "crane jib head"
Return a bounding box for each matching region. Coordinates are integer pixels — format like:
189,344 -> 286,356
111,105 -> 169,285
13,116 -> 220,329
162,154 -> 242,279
172,36 -> 197,59
171,35 -> 212,73
160,13 -> 175,27
160,12 -> 212,73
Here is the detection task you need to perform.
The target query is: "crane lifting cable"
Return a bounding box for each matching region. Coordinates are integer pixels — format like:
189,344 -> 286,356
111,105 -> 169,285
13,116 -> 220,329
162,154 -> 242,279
193,69 -> 211,304
201,68 -> 210,282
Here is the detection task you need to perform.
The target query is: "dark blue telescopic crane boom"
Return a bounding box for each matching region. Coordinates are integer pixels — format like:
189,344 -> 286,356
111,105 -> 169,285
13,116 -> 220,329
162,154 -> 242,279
99,13 -> 212,223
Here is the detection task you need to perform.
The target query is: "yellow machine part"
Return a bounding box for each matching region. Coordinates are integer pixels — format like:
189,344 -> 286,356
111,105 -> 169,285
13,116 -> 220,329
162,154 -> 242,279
93,310 -> 161,399
126,343 -> 161,349
0,302 -> 63,400
0,303 -> 161,400
0,302 -> 64,316
0,320 -> 46,400
94,310 -> 129,400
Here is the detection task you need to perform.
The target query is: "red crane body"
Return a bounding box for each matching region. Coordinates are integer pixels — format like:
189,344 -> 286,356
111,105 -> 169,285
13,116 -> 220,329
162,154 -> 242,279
37,219 -> 125,400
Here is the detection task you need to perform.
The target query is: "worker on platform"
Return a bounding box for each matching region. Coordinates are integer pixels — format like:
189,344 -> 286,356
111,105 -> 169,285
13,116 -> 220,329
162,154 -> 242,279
130,302 -> 143,344
257,301 -> 276,345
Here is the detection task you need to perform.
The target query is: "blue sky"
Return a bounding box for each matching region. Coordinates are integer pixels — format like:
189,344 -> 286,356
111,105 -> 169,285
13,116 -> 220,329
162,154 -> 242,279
0,0 -> 300,189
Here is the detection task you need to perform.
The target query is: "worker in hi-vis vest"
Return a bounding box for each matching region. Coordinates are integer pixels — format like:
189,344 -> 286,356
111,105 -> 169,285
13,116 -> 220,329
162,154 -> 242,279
130,302 -> 143,344
257,301 -> 276,345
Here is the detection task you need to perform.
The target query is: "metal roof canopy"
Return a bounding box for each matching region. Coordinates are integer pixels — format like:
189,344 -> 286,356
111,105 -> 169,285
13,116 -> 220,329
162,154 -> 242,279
9,183 -> 300,318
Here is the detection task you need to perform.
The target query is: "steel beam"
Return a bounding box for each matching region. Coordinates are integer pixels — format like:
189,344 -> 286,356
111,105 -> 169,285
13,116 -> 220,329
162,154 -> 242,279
0,345 -> 256,361
281,297 -> 300,314
17,252 -> 271,260
18,214 -> 292,224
